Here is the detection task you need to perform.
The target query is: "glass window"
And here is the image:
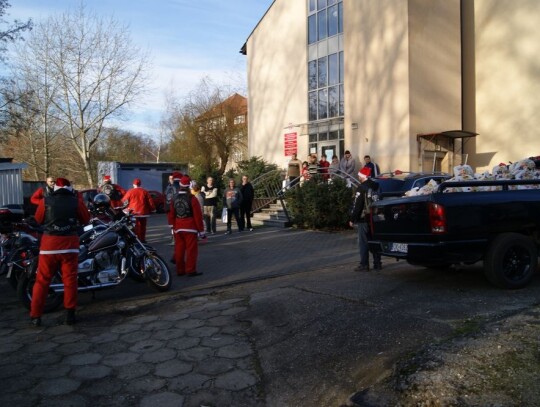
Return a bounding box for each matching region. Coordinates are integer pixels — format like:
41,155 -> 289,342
328,4 -> 338,37
339,85 -> 344,116
328,86 -> 339,118
309,134 -> 317,143
329,130 -> 338,140
318,88 -> 328,119
318,132 -> 328,141
339,51 -> 344,83
308,14 -> 317,44
309,91 -> 318,121
317,10 -> 327,41
309,0 -> 316,13
308,60 -> 317,90
328,0 -> 337,5
317,57 -> 327,88
328,53 -> 338,85
317,0 -> 327,10
338,2 -> 343,33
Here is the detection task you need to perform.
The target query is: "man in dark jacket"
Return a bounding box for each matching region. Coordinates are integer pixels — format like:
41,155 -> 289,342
349,167 -> 382,271
30,177 -> 90,327
240,175 -> 254,231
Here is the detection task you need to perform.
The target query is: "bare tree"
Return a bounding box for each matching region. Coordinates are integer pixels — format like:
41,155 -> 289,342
11,3 -> 149,185
169,78 -> 247,176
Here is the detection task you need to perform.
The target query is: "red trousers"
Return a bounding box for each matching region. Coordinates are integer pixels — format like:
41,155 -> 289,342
134,217 -> 148,241
31,252 -> 78,318
174,232 -> 198,275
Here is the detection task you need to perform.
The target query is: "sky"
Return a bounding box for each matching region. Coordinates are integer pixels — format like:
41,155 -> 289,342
6,0 -> 274,136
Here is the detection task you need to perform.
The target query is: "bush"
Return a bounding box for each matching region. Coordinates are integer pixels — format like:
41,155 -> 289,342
284,176 -> 353,230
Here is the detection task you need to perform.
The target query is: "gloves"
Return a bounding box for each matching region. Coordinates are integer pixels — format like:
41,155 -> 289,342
198,232 -> 208,243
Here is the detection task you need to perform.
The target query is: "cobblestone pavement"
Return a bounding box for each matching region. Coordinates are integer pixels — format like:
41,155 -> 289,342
0,290 -> 266,407
0,217 -> 359,407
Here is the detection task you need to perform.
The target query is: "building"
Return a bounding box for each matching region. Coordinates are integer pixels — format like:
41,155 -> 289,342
242,0 -> 540,175
195,93 -> 248,172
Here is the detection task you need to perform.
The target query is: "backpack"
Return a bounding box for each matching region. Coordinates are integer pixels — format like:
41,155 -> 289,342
102,183 -> 121,201
174,193 -> 193,219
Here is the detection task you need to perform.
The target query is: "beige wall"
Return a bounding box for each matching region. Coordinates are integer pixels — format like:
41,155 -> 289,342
471,0 -> 540,172
345,0 -> 411,173
245,0 -> 537,174
246,0 -> 308,169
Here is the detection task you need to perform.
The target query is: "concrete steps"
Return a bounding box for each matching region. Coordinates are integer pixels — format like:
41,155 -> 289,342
251,202 -> 290,228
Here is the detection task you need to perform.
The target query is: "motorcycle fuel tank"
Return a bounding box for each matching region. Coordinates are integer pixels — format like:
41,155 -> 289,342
88,231 -> 119,252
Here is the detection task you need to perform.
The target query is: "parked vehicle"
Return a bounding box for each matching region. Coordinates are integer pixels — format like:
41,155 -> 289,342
148,190 -> 165,213
17,204 -> 172,313
369,178 -> 540,289
374,171 -> 451,199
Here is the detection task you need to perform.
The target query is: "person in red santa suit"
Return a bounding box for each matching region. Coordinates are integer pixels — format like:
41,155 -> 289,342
167,175 -> 205,276
98,175 -> 126,209
122,178 -> 156,242
30,177 -> 90,327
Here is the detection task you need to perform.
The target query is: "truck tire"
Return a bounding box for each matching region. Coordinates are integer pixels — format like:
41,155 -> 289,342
484,233 -> 538,289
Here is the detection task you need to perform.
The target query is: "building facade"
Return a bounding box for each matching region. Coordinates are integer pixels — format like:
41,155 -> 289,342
242,0 -> 540,175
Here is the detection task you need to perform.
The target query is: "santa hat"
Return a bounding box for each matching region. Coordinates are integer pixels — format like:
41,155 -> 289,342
103,175 -> 112,183
172,171 -> 183,181
358,167 -> 372,181
54,177 -> 73,192
133,178 -> 141,186
179,175 -> 191,188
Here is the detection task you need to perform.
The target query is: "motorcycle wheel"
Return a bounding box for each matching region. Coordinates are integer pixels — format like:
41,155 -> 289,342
143,254 -> 172,292
17,270 -> 64,313
126,248 -> 145,282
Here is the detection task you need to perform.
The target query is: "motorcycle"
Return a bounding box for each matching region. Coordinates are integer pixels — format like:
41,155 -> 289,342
1,220 -> 40,289
17,207 -> 172,313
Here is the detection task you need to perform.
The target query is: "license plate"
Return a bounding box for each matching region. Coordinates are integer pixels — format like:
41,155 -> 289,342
389,243 -> 408,253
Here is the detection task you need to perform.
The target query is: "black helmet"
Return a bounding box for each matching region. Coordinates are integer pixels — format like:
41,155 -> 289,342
93,193 -> 111,210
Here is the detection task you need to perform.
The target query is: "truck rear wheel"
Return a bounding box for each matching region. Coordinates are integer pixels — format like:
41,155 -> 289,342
484,233 -> 538,289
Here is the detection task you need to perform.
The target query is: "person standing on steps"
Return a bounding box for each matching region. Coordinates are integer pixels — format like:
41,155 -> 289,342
339,150 -> 356,187
286,153 -> 303,187
30,177 -> 90,327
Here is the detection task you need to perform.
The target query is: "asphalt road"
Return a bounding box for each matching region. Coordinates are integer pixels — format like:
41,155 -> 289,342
140,214 -> 540,405
3,214 -> 540,406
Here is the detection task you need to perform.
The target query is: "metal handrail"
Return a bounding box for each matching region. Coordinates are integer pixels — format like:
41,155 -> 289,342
250,167 -> 362,223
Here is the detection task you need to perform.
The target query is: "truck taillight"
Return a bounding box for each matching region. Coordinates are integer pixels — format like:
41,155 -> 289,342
428,203 -> 447,234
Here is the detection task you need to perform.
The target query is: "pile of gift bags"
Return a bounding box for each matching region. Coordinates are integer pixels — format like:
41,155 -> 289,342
405,157 -> 540,196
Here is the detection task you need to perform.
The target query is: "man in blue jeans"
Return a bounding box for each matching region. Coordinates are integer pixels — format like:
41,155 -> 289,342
349,167 -> 382,271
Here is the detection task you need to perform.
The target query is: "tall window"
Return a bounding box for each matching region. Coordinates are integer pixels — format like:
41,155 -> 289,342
307,0 -> 344,122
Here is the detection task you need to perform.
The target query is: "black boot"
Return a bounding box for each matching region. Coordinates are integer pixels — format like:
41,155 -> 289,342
65,309 -> 76,325
30,317 -> 42,327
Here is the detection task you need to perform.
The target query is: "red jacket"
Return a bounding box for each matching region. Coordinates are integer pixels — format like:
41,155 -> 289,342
30,186 -> 53,206
122,187 -> 155,217
167,191 -> 204,234
35,190 -> 90,253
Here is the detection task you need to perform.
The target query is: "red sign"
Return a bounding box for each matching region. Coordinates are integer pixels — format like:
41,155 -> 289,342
284,132 -> 297,156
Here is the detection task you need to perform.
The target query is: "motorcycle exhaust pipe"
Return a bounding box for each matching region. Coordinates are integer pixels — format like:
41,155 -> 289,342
49,281 -> 120,292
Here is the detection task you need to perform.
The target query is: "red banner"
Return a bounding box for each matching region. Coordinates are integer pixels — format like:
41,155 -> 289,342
284,132 -> 297,156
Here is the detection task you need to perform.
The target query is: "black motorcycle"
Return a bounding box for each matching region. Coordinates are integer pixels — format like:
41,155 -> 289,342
17,206 -> 172,313
1,220 -> 40,289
